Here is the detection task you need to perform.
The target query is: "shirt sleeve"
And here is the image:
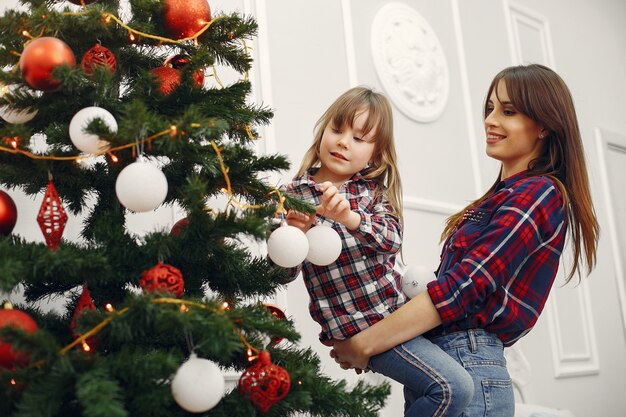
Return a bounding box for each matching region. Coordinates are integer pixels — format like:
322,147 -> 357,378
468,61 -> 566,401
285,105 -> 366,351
427,178 -> 565,324
351,190 -> 402,254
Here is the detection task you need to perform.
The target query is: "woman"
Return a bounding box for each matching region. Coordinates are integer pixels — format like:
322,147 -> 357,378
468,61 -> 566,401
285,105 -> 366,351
331,64 -> 599,416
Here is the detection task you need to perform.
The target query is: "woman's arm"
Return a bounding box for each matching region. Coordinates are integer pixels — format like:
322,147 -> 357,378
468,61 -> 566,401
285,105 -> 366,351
331,291 -> 442,369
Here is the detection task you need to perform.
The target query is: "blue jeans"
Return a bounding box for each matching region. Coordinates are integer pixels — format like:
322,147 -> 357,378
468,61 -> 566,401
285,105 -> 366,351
429,329 -> 515,417
368,335 -> 474,417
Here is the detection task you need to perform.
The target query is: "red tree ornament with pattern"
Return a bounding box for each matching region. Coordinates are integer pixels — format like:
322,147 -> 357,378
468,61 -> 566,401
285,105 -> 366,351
139,262 -> 184,298
81,44 -> 116,75
238,350 -> 291,413
37,181 -> 67,251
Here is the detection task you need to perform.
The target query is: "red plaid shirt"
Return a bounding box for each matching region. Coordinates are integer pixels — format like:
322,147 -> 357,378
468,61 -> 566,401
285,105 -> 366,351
285,169 -> 405,341
427,171 -> 567,346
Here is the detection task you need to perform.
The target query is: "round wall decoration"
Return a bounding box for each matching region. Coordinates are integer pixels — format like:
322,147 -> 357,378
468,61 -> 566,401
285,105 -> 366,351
371,3 -> 449,122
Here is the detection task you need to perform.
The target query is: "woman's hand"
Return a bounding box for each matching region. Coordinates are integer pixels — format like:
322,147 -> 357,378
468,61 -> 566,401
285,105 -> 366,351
330,336 -> 371,370
316,181 -> 361,230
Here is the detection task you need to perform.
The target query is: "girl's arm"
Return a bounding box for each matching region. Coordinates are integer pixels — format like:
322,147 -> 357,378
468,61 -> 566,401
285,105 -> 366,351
332,291 -> 442,369
317,181 -> 401,253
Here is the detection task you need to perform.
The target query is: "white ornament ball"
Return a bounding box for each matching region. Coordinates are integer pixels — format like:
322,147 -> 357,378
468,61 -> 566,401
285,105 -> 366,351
306,225 -> 342,266
267,225 -> 309,268
69,106 -> 117,154
115,158 -> 168,212
402,265 -> 435,299
0,84 -> 38,124
0,105 -> 37,124
171,353 -> 225,413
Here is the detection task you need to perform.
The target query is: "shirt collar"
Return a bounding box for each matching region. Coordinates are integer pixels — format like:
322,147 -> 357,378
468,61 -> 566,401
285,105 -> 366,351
496,170 -> 529,190
296,168 -> 363,186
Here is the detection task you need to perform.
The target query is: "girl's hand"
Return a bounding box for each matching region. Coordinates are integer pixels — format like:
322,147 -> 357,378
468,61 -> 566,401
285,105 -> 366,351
285,210 -> 315,233
316,181 -> 360,230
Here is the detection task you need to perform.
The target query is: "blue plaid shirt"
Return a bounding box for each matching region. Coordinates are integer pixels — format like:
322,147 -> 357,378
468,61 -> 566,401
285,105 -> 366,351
427,172 -> 567,346
284,169 -> 405,341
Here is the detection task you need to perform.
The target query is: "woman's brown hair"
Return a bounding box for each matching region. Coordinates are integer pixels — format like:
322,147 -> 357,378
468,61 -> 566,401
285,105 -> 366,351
441,64 -> 599,282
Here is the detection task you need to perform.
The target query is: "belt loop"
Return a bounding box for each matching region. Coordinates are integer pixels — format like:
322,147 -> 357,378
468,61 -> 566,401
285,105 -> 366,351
468,329 -> 477,353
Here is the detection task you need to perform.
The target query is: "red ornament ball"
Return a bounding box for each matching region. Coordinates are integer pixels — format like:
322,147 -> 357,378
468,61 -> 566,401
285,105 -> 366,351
81,44 -> 116,75
165,54 -> 204,88
170,217 -> 189,236
139,262 -> 185,298
264,304 -> 286,345
238,350 -> 291,413
150,66 -> 181,96
68,0 -> 98,5
163,0 -> 211,40
0,305 -> 38,369
0,190 -> 18,236
20,37 -> 76,92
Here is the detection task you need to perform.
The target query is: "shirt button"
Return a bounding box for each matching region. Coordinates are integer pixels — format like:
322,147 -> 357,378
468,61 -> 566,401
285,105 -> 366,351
362,256 -> 367,260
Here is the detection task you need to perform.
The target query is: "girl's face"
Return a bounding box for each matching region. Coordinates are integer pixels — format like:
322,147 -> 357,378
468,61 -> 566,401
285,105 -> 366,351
315,109 -> 376,185
485,79 -> 545,179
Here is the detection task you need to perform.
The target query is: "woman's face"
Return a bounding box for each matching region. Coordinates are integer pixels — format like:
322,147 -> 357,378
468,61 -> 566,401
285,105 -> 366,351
484,79 -> 545,179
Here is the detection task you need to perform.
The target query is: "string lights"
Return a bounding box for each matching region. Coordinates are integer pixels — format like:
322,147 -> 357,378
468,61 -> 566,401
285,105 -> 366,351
58,297 -> 262,360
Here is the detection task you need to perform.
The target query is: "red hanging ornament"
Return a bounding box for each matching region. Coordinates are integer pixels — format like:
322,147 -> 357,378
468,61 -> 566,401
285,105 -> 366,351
163,0 -> 211,40
0,189 -> 18,236
150,65 -> 180,96
151,54 -> 204,96
81,44 -> 116,75
20,37 -> 76,92
170,217 -> 189,236
165,54 -> 204,88
139,262 -> 184,298
68,0 -> 98,5
37,180 -> 67,251
264,304 -> 286,345
70,284 -> 97,352
0,302 -> 38,369
239,350 -> 291,413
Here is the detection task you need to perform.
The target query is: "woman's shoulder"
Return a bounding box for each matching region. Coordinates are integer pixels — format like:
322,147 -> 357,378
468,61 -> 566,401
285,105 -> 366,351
505,174 -> 565,209
509,174 -> 561,195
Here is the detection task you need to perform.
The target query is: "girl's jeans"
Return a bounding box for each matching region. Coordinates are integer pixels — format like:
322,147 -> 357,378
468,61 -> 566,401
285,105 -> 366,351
368,334 -> 474,417
429,329 -> 515,417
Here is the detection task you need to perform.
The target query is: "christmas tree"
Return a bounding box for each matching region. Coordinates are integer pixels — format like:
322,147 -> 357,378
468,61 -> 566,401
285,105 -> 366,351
0,1 -> 389,415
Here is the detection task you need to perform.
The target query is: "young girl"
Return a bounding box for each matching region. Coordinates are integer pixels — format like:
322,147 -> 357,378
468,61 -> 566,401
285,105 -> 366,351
330,65 -> 600,417
282,86 -> 474,416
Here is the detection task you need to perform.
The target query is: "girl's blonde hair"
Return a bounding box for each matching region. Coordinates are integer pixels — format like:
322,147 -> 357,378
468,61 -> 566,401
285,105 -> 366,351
297,86 -> 402,219
441,64 -> 599,282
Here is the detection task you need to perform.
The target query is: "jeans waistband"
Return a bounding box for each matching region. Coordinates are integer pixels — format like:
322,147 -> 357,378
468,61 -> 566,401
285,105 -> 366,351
429,329 -> 503,351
